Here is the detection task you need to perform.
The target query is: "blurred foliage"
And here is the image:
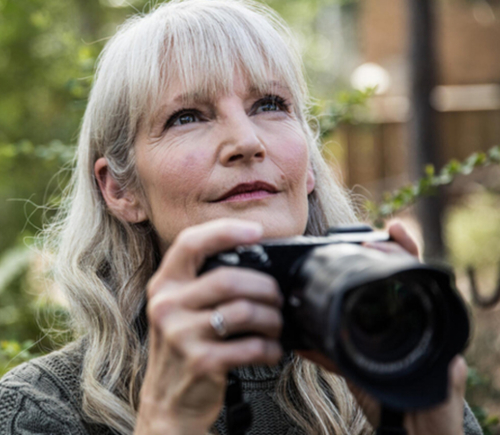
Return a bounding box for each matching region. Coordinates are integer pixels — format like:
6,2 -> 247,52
0,0 -> 148,377
365,146 -> 500,228
470,405 -> 500,435
446,188 -> 500,433
314,87 -> 376,139
446,190 -> 500,270
467,368 -> 500,435
0,340 -> 41,378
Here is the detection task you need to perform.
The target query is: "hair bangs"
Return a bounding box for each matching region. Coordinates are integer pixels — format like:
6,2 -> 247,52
144,0 -> 306,118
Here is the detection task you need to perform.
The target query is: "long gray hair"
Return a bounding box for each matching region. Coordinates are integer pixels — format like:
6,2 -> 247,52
45,0 -> 370,433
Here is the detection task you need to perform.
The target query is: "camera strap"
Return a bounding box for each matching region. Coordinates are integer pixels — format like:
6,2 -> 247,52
376,406 -> 407,435
225,370 -> 252,435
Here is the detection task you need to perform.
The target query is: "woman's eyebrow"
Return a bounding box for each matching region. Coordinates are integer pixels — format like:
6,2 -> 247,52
167,80 -> 292,103
172,91 -> 213,105
248,81 -> 292,96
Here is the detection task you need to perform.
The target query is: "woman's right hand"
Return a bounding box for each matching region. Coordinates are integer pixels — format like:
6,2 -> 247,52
135,219 -> 284,435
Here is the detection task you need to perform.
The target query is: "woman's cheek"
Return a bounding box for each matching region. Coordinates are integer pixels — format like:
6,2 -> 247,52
275,139 -> 310,183
158,146 -> 213,191
273,122 -> 309,163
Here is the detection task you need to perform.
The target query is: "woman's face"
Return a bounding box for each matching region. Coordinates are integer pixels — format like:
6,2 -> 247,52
134,71 -> 315,252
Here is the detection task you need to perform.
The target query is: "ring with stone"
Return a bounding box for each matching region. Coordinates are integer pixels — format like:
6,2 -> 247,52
210,310 -> 228,338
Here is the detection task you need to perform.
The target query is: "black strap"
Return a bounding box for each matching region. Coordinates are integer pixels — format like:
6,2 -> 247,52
376,406 -> 407,435
225,371 -> 252,435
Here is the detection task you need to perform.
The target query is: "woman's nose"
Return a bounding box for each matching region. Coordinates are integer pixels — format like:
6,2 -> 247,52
218,112 -> 266,166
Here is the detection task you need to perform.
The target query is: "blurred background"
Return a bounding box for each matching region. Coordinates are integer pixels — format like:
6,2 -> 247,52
0,0 -> 499,432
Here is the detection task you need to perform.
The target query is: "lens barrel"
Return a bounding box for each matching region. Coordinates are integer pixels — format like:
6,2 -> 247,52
341,273 -> 438,376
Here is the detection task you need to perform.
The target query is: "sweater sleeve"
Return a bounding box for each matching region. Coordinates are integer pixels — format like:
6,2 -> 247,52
0,361 -> 88,435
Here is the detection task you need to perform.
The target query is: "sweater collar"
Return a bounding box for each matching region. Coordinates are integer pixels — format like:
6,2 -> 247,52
235,352 -> 293,381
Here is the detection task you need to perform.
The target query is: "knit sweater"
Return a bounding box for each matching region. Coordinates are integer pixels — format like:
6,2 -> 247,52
0,342 -> 483,435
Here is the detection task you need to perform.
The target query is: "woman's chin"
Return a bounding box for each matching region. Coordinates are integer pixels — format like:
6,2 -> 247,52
258,218 -> 308,240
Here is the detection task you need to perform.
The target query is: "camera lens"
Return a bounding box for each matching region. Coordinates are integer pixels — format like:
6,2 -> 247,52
341,273 -> 436,376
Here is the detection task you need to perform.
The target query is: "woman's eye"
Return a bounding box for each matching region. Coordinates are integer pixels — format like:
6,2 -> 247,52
165,110 -> 201,129
259,100 -> 279,112
180,113 -> 199,125
254,95 -> 289,114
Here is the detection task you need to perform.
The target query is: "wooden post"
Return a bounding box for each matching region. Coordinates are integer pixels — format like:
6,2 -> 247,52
408,0 -> 445,260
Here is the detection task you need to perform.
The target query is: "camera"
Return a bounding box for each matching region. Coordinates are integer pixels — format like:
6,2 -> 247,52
201,224 -> 470,410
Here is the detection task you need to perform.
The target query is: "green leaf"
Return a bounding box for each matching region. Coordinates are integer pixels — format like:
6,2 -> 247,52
488,146 -> 500,163
436,172 -> 453,184
461,153 -> 483,175
485,416 -> 500,425
442,159 -> 462,176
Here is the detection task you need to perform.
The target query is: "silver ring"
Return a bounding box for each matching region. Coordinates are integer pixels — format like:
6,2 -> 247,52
210,310 -> 228,338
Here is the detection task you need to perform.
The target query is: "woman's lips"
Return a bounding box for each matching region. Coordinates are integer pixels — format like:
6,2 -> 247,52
212,181 -> 279,203
219,189 -> 277,203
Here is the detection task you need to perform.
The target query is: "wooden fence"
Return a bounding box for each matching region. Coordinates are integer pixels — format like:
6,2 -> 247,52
326,109 -> 500,201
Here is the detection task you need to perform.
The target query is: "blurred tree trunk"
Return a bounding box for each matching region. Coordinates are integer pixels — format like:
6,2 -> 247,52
408,0 -> 445,261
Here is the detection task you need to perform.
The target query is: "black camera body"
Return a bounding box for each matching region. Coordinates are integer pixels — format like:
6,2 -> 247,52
202,225 -> 470,410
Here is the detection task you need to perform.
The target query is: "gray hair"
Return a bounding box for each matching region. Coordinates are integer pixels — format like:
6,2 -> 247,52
45,0 -> 367,433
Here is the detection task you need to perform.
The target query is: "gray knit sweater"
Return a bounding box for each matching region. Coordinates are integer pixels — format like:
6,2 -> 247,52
0,342 -> 483,435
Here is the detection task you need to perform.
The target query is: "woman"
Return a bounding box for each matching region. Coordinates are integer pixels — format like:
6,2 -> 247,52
0,1 -> 481,434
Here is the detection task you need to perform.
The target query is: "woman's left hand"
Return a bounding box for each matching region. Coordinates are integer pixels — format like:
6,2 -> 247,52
299,220 -> 468,435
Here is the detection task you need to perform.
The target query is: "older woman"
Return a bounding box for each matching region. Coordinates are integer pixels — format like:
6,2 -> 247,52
0,1 -> 481,434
